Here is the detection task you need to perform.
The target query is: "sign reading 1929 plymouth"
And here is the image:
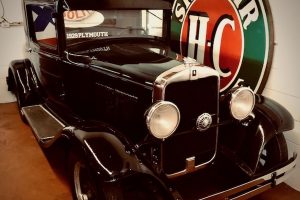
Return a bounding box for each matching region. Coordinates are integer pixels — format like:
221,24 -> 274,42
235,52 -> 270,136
171,0 -> 273,93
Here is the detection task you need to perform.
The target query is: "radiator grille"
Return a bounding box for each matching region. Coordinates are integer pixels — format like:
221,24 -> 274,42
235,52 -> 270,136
162,76 -> 219,175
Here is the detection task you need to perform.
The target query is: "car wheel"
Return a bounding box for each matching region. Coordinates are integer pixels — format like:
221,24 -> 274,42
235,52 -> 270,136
258,133 -> 288,172
68,151 -> 104,200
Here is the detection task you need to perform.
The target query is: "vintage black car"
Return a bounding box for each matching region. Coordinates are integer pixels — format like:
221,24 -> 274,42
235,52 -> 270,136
6,0 -> 297,199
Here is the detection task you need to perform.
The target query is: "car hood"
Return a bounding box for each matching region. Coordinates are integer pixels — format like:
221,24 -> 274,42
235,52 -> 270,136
67,40 -> 182,83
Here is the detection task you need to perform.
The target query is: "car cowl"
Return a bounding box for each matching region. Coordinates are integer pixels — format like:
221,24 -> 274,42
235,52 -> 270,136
65,39 -> 182,83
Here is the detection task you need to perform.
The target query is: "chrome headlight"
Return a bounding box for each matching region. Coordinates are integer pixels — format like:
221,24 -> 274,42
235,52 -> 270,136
230,87 -> 255,120
146,101 -> 180,139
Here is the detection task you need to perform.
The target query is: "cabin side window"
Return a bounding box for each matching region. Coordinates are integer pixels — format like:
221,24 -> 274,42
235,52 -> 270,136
26,4 -> 58,49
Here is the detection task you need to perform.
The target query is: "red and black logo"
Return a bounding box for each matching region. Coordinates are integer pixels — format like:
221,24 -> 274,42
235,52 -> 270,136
171,0 -> 274,93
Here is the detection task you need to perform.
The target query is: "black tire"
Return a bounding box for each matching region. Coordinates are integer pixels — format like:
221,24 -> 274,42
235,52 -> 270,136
68,150 -> 104,200
258,133 -> 288,172
68,149 -> 169,200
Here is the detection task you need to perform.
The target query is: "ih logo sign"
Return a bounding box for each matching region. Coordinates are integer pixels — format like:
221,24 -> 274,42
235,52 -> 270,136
171,0 -> 273,93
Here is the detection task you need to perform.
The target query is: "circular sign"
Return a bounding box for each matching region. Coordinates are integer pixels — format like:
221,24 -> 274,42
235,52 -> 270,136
64,10 -> 95,21
64,10 -> 105,28
171,0 -> 273,93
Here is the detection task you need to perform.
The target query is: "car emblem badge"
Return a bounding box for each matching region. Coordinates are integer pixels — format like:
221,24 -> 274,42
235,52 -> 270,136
196,113 -> 212,132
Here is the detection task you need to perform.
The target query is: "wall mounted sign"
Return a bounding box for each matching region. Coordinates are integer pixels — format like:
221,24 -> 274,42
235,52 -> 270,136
171,0 -> 274,93
64,10 -> 94,21
64,10 -> 104,28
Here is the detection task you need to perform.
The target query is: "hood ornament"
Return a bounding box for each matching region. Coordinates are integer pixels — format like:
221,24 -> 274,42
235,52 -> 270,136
196,113 -> 212,132
183,57 -> 198,67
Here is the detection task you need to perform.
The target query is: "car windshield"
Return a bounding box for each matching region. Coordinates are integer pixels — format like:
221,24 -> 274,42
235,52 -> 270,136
64,9 -> 165,46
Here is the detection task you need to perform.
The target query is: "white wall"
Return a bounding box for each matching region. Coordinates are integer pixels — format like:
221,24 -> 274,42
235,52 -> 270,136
0,0 -> 300,191
0,0 -> 24,102
263,0 -> 300,190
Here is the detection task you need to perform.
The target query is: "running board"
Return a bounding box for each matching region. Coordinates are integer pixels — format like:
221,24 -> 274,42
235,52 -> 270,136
22,105 -> 65,145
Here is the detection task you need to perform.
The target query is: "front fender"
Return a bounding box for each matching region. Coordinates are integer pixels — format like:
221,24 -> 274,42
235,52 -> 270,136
220,95 -> 294,176
65,128 -> 172,199
65,128 -> 162,181
254,94 -> 294,133
73,129 -> 143,179
244,95 -> 294,174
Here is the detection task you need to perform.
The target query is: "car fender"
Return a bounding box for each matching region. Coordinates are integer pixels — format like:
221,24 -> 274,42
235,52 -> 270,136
7,59 -> 43,107
238,94 -> 293,176
254,94 -> 294,134
221,94 -> 294,176
62,127 -> 172,198
63,127 -> 164,180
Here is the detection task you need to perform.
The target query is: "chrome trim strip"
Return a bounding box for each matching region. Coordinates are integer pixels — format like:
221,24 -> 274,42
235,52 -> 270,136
65,51 -> 90,67
84,140 -> 113,176
16,70 -> 27,94
200,154 -> 297,200
29,67 -> 39,88
92,64 -> 121,75
166,151 -> 216,178
95,82 -> 138,100
25,68 -> 31,91
230,182 -> 272,200
153,64 -> 220,102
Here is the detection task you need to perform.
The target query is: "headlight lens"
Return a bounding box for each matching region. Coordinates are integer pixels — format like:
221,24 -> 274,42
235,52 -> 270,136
146,101 -> 180,139
230,87 -> 255,120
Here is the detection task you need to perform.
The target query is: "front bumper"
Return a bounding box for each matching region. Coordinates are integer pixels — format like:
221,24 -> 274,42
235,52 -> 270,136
169,153 -> 297,200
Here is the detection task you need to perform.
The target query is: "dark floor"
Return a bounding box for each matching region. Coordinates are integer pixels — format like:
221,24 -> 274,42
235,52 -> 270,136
1,102 -> 300,200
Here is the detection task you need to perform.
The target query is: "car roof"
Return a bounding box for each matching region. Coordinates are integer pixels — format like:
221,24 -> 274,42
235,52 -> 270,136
23,0 -> 173,10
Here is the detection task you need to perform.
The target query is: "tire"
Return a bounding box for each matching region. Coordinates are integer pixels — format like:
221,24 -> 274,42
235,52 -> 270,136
68,149 -> 168,200
258,133 -> 288,172
68,150 -> 104,200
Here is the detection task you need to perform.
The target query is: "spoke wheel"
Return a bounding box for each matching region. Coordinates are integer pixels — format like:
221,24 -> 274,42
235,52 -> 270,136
69,151 -> 103,200
73,161 -> 97,200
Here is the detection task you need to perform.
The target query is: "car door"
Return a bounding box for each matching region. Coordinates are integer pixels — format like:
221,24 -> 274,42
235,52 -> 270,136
25,3 -> 65,102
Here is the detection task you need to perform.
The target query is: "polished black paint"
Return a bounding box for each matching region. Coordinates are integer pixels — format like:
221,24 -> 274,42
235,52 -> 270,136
6,0 -> 296,199
7,59 -> 43,108
67,39 -> 181,83
255,95 -> 294,133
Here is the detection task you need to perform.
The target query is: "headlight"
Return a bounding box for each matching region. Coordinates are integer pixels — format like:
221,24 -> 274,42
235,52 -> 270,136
146,101 -> 180,139
230,87 -> 255,120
